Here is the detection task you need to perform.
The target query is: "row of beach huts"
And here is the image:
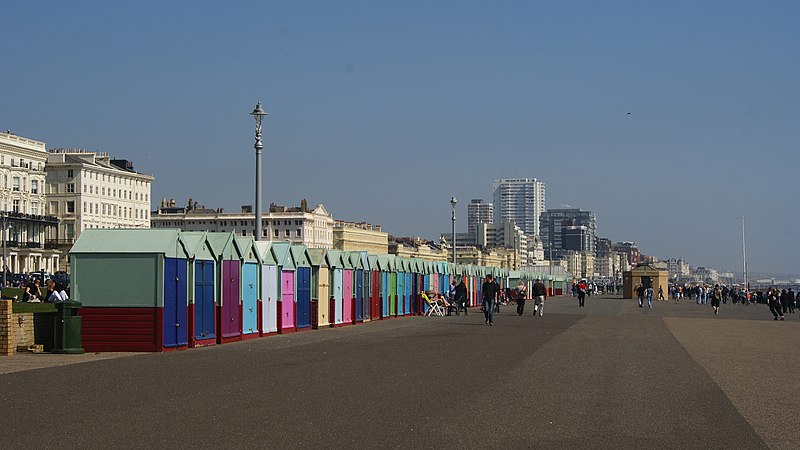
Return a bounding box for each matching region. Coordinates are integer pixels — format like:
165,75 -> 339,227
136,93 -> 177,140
69,229 -> 570,352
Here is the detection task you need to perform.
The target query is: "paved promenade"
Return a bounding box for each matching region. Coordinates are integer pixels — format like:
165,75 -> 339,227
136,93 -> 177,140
1,295 -> 797,449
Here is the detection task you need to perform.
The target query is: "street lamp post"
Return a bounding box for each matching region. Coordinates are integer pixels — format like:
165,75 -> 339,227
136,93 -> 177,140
250,102 -> 268,241
450,196 -> 457,265
1,214 -> 6,288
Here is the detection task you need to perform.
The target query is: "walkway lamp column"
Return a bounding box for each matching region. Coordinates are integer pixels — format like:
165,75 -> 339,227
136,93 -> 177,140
450,196 -> 457,265
250,102 -> 268,241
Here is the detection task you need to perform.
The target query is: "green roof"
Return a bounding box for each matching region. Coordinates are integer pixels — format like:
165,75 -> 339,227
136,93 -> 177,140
181,231 -> 215,261
205,232 -> 242,260
235,236 -> 261,264
271,242 -> 294,269
70,229 -> 189,258
326,250 -> 345,269
306,248 -> 329,268
290,244 -> 311,267
254,241 -> 278,265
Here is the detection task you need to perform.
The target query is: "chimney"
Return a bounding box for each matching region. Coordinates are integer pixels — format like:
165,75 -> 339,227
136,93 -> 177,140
300,198 -> 308,212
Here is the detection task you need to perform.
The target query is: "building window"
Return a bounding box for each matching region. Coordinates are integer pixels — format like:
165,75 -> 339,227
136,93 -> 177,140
296,229 -> 301,237
67,201 -> 75,213
67,183 -> 75,193
31,180 -> 39,194
285,230 -> 290,237
12,200 -> 19,213
12,177 -> 19,192
31,202 -> 38,215
102,187 -> 106,196
67,169 -> 74,178
66,223 -> 74,239
50,201 -> 58,214
83,202 -> 87,213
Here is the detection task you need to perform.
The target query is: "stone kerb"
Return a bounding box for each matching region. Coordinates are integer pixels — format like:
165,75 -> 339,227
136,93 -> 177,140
1,300 -> 13,356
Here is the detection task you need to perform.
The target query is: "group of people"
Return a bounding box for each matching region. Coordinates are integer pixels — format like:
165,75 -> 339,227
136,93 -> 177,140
764,287 -> 796,321
11,277 -> 70,303
479,275 -> 548,325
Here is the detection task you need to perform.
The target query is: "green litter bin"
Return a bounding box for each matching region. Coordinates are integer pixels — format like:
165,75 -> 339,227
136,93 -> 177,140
53,301 -> 84,354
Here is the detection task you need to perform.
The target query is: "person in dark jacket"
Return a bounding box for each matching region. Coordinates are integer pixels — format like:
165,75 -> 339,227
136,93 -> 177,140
454,277 -> 468,316
532,279 -> 547,317
515,280 -> 527,316
482,275 -> 499,325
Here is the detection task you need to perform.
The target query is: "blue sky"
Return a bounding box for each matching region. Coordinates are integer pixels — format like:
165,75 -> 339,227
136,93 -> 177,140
2,1 -> 798,275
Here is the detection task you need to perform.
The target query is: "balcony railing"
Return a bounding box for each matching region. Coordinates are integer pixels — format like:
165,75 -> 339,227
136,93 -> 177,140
2,212 -> 59,223
45,239 -> 74,247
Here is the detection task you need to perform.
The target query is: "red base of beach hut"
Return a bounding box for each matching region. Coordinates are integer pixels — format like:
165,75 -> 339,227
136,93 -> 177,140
329,298 -> 336,328
216,305 -> 242,344
187,304 -> 217,348
81,307 -> 189,353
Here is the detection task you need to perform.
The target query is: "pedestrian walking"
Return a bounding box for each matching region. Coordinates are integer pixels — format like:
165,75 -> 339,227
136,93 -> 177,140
577,280 -> 587,307
636,284 -> 646,308
767,288 -> 784,321
711,284 -> 722,315
646,286 -> 654,308
482,275 -> 499,325
515,280 -> 527,316
532,278 -> 547,317
454,277 -> 468,316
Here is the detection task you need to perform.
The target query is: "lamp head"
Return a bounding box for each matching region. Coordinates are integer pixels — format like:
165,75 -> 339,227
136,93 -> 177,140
250,102 -> 268,127
450,196 -> 457,208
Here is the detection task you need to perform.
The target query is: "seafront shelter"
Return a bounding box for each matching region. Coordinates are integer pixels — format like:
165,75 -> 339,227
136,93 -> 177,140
71,229 -> 191,353
623,262 -> 669,299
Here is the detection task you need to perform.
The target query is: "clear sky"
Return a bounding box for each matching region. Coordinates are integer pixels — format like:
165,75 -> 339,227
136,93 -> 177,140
2,1 -> 798,276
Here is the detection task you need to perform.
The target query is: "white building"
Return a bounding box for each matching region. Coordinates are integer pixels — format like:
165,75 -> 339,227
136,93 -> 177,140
492,178 -> 545,239
151,198 -> 335,249
46,149 -> 153,251
466,199 -> 493,234
0,131 -> 61,274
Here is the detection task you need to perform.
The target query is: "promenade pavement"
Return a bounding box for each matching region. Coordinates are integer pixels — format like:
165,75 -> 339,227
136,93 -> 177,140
1,294 -> 797,449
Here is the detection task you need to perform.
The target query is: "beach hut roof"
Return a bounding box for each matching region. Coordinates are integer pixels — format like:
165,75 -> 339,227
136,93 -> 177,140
270,241 -> 295,269
70,229 -> 189,259
180,231 -> 215,261
235,236 -> 261,264
306,248 -> 329,268
290,244 -> 312,267
254,241 -> 278,265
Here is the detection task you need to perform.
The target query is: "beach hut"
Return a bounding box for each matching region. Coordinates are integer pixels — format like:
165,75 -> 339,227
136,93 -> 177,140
291,244 -> 313,331
71,229 -> 190,352
326,250 -> 346,327
182,232 -> 217,348
205,232 -> 244,344
236,236 -> 261,339
367,255 -> 381,320
271,242 -> 296,334
341,251 -> 355,325
307,248 -> 330,329
255,241 -> 279,336
347,251 -> 366,323
357,251 -> 370,322
376,255 -> 392,318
